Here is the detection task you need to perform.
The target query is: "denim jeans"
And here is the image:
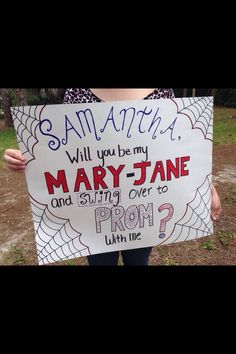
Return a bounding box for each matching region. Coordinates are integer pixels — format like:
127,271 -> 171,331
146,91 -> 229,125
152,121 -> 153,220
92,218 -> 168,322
87,247 -> 153,266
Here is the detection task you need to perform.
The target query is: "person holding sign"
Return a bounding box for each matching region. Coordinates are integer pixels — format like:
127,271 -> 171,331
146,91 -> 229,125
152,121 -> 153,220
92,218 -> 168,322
3,88 -> 222,266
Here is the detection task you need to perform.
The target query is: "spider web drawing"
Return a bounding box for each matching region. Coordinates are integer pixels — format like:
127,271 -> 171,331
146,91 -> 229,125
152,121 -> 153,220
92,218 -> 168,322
30,195 -> 90,265
171,97 -> 213,141
161,174 -> 213,245
11,105 -> 45,165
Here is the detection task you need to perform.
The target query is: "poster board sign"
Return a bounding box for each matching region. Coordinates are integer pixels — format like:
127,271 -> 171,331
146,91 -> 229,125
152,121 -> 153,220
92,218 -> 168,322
12,97 -> 213,265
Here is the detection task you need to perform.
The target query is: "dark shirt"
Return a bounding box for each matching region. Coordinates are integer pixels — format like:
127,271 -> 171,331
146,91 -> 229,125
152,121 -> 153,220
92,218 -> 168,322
63,88 -> 175,103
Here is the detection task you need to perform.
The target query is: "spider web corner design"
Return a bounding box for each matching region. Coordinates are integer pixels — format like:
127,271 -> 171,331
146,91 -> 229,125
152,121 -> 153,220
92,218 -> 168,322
29,195 -> 91,265
161,174 -> 213,245
171,97 -> 213,141
11,105 -> 45,165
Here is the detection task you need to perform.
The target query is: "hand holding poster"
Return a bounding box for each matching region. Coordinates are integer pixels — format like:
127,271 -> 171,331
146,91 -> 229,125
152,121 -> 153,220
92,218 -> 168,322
11,97 -> 214,265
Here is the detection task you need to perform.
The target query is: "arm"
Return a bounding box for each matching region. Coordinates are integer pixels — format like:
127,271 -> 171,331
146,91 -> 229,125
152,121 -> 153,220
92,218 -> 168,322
211,184 -> 222,221
3,149 -> 26,172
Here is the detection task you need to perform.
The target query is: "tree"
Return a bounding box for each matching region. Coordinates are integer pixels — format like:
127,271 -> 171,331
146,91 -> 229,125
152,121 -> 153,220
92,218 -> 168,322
210,88 -> 216,96
47,88 -> 65,102
48,88 -> 59,97
15,88 -> 28,105
0,89 -> 13,127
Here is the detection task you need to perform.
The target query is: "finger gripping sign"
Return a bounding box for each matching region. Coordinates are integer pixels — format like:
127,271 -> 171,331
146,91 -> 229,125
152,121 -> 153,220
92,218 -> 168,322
11,97 -> 214,265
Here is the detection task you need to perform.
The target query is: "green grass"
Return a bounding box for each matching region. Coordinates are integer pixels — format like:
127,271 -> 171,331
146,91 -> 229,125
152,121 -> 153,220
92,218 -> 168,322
201,239 -> 217,251
219,231 -> 236,246
214,107 -> 236,144
163,256 -> 179,266
64,259 -> 77,266
0,128 -> 19,168
227,187 -> 236,204
156,246 -> 168,257
5,245 -> 26,265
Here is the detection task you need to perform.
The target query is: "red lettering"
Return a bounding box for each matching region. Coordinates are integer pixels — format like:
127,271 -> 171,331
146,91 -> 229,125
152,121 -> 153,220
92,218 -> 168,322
74,168 -> 92,192
93,166 -> 108,190
44,170 -> 69,194
133,162 -> 151,185
150,161 -> 165,183
107,165 -> 125,188
181,156 -> 190,176
166,158 -> 180,180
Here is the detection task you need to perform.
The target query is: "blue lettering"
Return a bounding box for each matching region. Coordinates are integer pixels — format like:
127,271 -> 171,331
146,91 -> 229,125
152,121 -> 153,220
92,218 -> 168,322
76,109 -> 101,141
119,107 -> 136,138
148,108 -> 162,139
39,119 -> 61,151
62,114 -> 82,145
160,117 -> 178,141
100,106 -> 120,133
137,106 -> 153,133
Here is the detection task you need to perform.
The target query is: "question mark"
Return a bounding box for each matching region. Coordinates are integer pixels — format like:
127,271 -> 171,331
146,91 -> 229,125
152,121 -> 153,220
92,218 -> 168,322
158,203 -> 174,239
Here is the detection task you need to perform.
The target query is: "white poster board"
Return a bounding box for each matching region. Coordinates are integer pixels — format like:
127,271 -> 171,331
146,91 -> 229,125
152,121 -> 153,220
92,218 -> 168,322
12,97 -> 213,265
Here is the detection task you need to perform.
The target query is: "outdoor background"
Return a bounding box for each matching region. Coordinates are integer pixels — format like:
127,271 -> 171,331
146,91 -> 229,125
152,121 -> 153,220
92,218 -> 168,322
0,88 -> 235,265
